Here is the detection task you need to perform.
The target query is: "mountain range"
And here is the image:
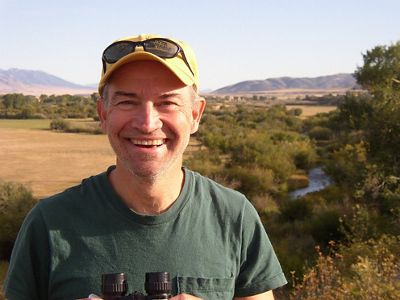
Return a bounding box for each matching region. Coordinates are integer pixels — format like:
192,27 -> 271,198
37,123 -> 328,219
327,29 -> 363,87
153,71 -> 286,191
212,73 -> 357,94
0,68 -> 357,96
0,68 -> 96,96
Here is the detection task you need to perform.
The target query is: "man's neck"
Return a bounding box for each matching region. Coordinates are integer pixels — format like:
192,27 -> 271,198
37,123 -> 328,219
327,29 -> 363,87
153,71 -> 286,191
108,164 -> 185,215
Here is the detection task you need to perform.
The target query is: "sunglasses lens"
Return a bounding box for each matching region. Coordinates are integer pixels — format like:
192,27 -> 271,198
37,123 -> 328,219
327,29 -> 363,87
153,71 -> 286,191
103,42 -> 135,63
144,39 -> 179,58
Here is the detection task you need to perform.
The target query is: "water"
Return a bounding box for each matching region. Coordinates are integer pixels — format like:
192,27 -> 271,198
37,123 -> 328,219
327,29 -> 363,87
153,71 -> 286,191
289,167 -> 333,199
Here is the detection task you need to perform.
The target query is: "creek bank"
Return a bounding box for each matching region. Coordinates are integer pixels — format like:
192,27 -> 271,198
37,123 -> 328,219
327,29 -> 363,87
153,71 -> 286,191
289,167 -> 333,199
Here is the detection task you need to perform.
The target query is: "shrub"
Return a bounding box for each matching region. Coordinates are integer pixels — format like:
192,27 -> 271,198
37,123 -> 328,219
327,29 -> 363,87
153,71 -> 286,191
291,235 -> 400,300
290,244 -> 345,300
290,141 -> 317,170
228,166 -> 275,198
184,150 -> 222,177
308,126 -> 333,141
287,174 -> 309,190
50,118 -> 70,131
288,108 -> 303,116
325,143 -> 367,187
279,198 -> 314,222
0,181 -> 36,260
309,210 -> 343,247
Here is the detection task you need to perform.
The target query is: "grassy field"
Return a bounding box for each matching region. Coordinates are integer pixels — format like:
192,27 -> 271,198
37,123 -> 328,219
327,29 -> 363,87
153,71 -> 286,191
0,119 -> 52,129
0,119 -> 201,198
0,127 -> 115,198
286,105 -> 337,118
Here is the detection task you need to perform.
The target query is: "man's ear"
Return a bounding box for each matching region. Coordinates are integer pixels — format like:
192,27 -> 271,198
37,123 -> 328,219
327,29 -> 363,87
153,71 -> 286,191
190,97 -> 206,134
96,98 -> 108,133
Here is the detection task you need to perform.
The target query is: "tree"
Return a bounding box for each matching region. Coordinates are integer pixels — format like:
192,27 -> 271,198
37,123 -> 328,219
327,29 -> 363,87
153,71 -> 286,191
353,41 -> 400,175
354,42 -> 400,97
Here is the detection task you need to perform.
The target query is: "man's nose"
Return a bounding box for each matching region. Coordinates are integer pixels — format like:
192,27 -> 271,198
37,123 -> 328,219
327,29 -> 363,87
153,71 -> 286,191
134,102 -> 162,133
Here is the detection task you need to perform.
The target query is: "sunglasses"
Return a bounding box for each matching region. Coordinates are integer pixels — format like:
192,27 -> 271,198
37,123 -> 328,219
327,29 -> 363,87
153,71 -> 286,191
102,38 -> 194,76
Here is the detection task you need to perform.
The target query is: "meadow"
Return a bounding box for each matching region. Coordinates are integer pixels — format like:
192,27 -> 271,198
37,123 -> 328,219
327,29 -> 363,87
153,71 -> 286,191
285,105 -> 337,118
0,121 -> 115,198
0,119 -> 202,198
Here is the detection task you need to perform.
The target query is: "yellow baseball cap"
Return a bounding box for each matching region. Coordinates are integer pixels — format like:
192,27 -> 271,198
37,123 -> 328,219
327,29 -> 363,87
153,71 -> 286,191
98,34 -> 199,95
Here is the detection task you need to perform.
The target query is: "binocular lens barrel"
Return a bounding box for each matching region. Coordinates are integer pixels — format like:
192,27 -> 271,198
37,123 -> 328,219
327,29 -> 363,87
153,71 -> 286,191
101,272 -> 171,299
145,272 -> 171,296
102,273 -> 128,297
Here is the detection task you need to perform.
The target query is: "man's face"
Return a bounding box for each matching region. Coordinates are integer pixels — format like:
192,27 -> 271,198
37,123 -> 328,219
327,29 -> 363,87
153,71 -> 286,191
97,61 -> 205,179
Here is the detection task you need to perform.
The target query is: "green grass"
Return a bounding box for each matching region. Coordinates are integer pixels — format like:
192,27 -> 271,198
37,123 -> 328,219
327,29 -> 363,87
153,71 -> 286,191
0,119 -> 51,130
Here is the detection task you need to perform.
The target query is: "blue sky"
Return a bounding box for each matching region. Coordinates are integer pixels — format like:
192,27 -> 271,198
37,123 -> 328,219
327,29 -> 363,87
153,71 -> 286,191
1,0 -> 399,90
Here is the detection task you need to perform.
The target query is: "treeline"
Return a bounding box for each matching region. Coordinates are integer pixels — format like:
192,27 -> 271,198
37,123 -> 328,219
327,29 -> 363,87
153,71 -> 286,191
0,92 -> 343,121
0,93 -> 98,119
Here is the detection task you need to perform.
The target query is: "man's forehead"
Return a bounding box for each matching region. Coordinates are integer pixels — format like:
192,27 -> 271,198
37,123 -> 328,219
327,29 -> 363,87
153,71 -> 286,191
110,60 -> 182,81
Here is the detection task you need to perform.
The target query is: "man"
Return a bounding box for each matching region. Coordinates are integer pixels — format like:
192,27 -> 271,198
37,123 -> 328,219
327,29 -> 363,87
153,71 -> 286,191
4,34 -> 287,299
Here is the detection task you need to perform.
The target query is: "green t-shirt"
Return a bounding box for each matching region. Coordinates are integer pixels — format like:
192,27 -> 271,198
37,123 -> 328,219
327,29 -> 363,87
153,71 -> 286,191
5,167 -> 286,300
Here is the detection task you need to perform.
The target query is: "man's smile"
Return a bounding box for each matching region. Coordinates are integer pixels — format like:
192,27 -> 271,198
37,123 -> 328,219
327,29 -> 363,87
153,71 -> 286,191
129,138 -> 167,147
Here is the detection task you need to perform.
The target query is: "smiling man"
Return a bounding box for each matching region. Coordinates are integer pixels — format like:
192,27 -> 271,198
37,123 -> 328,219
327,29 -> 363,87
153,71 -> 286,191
4,34 -> 287,300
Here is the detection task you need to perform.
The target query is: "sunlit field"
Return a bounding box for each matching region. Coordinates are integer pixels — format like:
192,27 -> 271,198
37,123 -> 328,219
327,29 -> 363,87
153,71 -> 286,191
0,120 -> 201,198
286,105 -> 337,118
0,119 -> 51,129
0,127 -> 115,198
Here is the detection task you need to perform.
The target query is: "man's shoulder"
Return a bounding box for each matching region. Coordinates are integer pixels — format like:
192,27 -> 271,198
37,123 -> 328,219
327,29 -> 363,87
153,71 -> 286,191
185,168 -> 250,210
188,168 -> 244,196
36,169 -> 109,214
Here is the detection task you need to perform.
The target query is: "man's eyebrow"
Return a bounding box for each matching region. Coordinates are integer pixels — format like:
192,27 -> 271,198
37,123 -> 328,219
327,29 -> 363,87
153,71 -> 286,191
159,92 -> 183,99
113,91 -> 139,98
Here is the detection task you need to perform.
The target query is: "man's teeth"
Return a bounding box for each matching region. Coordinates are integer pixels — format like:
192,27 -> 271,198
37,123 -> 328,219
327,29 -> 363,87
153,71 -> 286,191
131,139 -> 165,146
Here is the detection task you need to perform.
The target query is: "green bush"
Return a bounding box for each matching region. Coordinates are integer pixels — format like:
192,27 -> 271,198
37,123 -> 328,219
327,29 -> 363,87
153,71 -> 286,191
309,210 -> 343,247
0,181 -> 36,260
290,140 -> 317,170
228,166 -> 275,198
288,108 -> 303,116
50,118 -> 70,131
308,126 -> 333,140
184,150 -> 222,177
279,198 -> 314,222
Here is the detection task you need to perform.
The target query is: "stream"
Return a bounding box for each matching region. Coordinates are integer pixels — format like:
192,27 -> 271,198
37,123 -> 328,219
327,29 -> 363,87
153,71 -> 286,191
289,167 -> 333,199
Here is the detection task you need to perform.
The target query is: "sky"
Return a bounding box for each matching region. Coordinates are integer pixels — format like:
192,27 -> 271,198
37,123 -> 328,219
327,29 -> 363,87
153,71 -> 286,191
0,0 -> 399,90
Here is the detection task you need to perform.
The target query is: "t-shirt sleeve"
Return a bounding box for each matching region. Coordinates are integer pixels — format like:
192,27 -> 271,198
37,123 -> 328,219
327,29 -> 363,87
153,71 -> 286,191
4,203 -> 50,300
234,200 -> 287,297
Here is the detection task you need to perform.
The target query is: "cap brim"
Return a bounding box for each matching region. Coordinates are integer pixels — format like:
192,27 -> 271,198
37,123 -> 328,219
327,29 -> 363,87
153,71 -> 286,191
98,51 -> 194,94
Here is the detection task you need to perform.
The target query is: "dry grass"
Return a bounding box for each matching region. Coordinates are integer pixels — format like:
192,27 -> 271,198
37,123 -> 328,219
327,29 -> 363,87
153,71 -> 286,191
286,105 -> 337,118
0,127 -> 202,198
0,128 -> 115,198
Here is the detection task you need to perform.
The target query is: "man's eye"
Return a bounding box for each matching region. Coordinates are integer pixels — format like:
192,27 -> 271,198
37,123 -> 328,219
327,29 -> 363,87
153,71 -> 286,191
159,101 -> 178,107
115,101 -> 136,108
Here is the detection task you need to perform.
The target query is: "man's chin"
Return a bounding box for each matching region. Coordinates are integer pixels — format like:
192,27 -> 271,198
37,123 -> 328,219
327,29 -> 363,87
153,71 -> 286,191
120,163 -> 170,181
115,154 -> 183,181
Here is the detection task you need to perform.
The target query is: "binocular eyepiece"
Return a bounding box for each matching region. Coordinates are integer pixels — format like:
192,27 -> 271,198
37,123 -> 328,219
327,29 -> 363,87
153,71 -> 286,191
101,272 -> 172,300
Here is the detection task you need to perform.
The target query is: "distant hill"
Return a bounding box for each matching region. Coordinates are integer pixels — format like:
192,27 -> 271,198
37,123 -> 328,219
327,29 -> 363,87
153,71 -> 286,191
0,68 -> 96,96
0,68 -> 358,96
213,73 -> 357,94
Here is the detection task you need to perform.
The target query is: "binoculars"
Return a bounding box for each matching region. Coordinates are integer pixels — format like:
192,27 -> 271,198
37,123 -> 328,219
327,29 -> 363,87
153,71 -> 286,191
101,272 -> 172,300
